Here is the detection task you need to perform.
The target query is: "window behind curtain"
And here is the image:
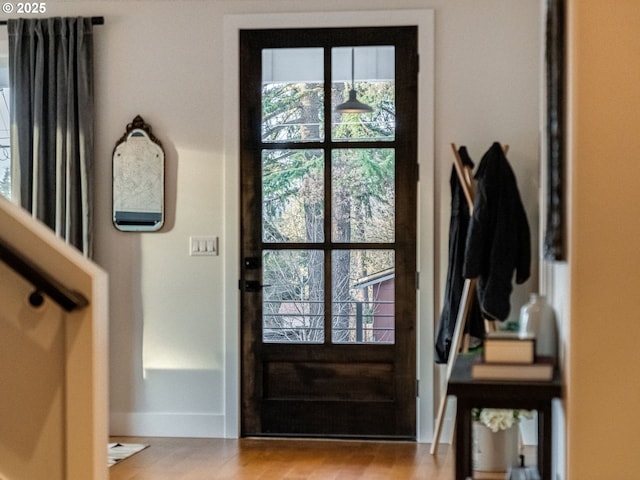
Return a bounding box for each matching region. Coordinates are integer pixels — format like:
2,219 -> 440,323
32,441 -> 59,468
0,33 -> 9,199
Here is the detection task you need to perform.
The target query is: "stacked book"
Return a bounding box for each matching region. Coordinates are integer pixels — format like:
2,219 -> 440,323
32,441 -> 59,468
472,331 -> 554,381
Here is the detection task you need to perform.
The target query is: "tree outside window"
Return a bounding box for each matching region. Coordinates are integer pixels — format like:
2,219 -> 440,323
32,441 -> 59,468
260,47 -> 397,344
0,88 -> 9,199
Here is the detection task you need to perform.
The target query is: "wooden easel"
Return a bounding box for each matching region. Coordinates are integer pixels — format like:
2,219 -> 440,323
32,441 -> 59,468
430,143 -> 506,455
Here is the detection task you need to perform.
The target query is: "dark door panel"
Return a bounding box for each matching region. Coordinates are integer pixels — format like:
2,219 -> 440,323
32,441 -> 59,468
240,26 -> 418,438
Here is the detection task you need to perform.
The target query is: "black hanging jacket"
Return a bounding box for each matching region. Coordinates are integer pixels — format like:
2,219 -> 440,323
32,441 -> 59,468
434,147 -> 484,364
463,142 -> 531,321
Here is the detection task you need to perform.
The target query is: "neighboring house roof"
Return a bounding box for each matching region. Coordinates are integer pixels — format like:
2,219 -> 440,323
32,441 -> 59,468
353,267 -> 395,289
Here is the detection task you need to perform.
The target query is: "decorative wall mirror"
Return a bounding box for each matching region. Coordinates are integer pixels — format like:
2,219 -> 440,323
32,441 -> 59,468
112,115 -> 165,231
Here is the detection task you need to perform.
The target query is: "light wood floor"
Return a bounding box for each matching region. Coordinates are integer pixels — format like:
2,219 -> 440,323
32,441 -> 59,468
108,436 -> 456,480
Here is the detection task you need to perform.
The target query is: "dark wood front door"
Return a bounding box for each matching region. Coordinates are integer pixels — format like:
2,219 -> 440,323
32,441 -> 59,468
240,27 -> 418,438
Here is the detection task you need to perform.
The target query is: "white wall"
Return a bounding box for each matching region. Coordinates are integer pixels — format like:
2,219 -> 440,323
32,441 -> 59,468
9,0 -> 542,441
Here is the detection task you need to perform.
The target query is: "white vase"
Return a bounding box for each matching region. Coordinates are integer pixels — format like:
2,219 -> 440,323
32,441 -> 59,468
472,421 -> 520,472
519,293 -> 557,358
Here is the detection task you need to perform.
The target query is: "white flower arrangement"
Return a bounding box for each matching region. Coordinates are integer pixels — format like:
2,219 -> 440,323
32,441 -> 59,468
472,408 -> 533,432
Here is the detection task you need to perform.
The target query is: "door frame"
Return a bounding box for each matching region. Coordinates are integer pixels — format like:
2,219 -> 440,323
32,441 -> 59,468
223,9 -> 435,441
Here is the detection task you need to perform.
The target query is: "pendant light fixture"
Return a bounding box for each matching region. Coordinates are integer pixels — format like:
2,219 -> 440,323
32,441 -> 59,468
335,48 -> 374,114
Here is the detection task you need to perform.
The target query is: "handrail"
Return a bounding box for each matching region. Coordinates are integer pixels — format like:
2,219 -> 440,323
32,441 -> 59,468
0,237 -> 89,312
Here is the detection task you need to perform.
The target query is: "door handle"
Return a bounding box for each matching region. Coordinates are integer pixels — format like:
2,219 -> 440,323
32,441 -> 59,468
242,280 -> 270,292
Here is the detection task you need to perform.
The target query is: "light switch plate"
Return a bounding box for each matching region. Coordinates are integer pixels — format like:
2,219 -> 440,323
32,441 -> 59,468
189,236 -> 218,256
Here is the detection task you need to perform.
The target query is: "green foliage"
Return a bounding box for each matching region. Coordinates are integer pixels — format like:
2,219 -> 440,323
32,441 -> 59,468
262,83 -> 324,142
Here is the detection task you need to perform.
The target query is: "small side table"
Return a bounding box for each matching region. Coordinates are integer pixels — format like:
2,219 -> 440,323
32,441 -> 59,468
447,354 -> 563,480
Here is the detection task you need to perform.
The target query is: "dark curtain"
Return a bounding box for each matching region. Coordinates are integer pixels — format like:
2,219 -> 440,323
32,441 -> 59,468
544,0 -> 566,261
8,17 -> 94,256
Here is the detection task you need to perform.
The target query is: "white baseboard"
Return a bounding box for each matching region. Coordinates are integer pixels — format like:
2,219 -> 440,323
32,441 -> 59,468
110,412 -> 226,438
109,411 -> 538,445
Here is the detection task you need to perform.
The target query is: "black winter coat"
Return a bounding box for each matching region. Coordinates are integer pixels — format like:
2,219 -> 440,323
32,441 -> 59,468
463,142 -> 531,321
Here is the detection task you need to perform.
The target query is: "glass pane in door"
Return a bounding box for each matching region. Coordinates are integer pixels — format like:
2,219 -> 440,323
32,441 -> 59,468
262,48 -> 325,142
262,149 -> 324,243
331,46 -> 395,142
332,149 -> 395,243
332,249 -> 395,344
263,249 -> 325,343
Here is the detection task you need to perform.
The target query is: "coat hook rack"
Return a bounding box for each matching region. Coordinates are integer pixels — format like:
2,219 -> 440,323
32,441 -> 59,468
431,142 -> 508,455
